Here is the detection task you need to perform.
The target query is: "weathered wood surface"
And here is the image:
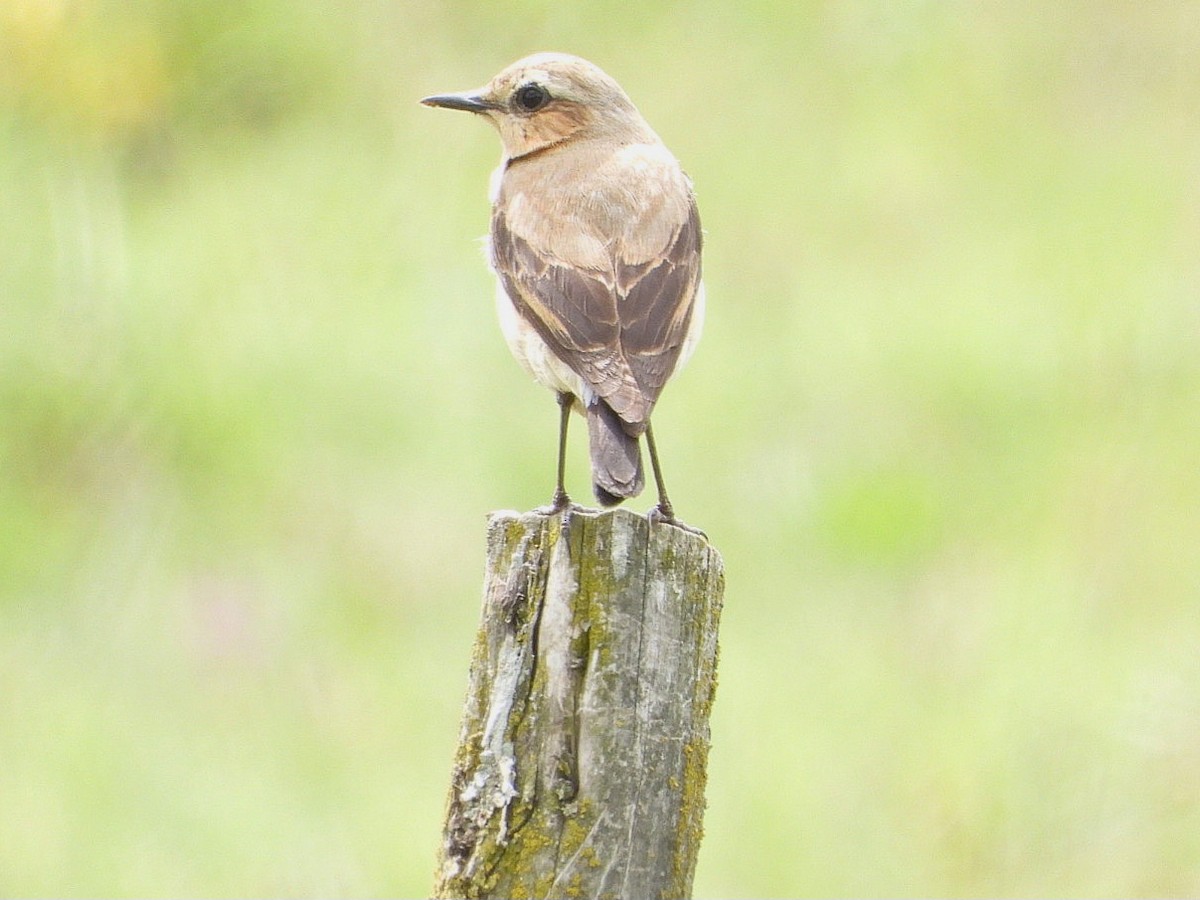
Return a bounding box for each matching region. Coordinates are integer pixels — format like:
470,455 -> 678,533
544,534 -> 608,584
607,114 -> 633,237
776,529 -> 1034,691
433,507 -> 724,900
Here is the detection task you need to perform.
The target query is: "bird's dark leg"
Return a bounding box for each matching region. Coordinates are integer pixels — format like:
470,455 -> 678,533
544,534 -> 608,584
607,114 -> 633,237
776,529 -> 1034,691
645,422 -> 705,536
645,421 -> 675,521
549,391 -> 574,512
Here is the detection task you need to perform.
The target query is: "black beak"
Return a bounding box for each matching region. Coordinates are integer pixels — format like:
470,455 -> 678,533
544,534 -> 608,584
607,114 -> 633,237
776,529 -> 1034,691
420,91 -> 498,113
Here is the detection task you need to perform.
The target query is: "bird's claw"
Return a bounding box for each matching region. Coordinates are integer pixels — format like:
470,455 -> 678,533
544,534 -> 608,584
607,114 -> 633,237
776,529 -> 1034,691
647,504 -> 707,539
536,491 -> 585,528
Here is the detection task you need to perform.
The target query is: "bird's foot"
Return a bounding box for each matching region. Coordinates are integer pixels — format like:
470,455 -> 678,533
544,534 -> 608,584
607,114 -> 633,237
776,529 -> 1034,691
536,490 -> 584,527
647,504 -> 707,539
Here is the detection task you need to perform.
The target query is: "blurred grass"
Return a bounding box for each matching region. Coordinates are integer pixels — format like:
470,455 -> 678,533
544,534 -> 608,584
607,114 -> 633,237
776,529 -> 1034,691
2,0 -> 1199,895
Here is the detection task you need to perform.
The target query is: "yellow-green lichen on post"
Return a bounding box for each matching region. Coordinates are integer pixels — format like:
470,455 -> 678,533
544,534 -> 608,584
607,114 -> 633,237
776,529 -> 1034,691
433,508 -> 724,900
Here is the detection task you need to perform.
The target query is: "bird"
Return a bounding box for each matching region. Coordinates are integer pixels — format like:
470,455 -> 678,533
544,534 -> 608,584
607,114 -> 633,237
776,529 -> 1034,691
421,52 -> 704,526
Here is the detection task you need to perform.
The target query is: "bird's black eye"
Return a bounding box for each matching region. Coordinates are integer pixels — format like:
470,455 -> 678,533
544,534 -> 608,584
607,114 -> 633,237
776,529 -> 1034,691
514,83 -> 549,112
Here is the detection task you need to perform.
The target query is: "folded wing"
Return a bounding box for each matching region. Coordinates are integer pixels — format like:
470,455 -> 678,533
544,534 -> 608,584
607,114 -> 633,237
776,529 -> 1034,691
491,200 -> 701,433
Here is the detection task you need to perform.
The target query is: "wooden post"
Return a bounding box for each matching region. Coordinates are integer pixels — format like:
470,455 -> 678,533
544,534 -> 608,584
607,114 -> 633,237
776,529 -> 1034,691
433,507 -> 724,900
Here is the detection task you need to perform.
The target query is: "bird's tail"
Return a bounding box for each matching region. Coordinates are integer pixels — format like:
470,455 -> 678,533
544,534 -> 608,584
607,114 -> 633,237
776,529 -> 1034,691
587,401 -> 644,506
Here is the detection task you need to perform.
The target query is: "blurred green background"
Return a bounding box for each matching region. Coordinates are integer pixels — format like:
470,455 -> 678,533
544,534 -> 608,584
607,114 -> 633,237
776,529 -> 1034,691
3,0 -> 1198,895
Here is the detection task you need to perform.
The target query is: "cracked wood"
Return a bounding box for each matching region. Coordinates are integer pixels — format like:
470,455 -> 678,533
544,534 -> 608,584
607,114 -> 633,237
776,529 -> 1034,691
434,507 -> 724,900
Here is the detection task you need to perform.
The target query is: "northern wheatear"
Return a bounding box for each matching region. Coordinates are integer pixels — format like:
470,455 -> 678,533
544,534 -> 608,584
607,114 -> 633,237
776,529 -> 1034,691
422,52 -> 704,525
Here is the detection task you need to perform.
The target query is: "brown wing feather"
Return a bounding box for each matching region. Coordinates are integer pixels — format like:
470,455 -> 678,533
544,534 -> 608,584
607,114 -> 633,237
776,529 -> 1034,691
491,198 -> 701,429
492,212 -> 649,423
618,202 -> 702,398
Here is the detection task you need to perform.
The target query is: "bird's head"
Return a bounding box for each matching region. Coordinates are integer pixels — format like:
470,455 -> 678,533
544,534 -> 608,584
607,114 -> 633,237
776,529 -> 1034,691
421,53 -> 653,160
